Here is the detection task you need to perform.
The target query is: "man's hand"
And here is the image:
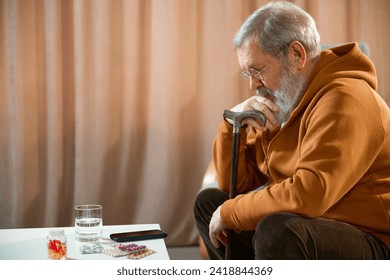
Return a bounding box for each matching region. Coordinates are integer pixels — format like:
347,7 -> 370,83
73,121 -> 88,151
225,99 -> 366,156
209,206 -> 228,248
230,95 -> 280,131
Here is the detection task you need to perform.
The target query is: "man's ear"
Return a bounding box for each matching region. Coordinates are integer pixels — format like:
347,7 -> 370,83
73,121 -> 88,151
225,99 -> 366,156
287,41 -> 307,70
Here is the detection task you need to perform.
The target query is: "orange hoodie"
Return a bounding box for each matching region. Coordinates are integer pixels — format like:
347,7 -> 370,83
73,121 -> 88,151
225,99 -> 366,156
214,43 -> 390,248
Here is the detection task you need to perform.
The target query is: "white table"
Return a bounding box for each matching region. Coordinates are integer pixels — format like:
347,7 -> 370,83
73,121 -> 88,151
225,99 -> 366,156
0,224 -> 170,260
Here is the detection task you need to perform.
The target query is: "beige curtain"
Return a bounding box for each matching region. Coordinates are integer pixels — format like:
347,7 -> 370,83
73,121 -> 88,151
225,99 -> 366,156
1,0 -> 389,246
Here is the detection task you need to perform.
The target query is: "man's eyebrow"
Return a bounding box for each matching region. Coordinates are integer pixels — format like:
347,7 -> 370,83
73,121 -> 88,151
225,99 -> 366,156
248,63 -> 265,71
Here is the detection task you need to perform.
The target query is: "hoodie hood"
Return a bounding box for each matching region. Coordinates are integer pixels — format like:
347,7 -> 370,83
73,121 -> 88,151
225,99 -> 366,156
293,42 -> 378,117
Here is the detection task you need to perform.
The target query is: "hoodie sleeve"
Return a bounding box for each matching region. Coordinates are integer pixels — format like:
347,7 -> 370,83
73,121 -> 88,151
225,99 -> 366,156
212,119 -> 269,194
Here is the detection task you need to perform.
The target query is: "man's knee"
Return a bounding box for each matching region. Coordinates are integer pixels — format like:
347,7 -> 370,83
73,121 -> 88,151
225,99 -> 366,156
253,212 -> 309,259
254,212 -> 299,238
195,188 -> 219,205
193,188 -> 227,221
194,188 -> 219,214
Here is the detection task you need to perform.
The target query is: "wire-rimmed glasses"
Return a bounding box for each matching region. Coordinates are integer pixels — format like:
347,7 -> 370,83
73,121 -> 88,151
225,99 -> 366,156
239,45 -> 289,82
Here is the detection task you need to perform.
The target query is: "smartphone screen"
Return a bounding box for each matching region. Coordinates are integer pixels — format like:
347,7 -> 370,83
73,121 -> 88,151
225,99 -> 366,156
110,229 -> 167,242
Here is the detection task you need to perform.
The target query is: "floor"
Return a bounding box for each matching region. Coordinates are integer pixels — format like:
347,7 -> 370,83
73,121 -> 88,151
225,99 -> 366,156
167,246 -> 203,260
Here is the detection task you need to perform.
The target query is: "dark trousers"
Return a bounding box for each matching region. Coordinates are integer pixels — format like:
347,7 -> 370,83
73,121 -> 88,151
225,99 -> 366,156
194,188 -> 390,260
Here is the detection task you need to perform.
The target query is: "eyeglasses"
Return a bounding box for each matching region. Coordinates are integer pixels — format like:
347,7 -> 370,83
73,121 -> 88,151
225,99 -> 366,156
239,45 -> 289,82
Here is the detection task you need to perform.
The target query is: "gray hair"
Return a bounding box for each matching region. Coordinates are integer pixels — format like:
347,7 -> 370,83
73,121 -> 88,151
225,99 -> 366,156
233,1 -> 321,60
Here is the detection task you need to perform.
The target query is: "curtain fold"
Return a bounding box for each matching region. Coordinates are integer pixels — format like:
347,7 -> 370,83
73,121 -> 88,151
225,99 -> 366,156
1,0 -> 389,246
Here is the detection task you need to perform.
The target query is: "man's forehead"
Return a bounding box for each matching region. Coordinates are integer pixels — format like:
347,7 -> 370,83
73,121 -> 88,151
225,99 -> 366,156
237,43 -> 269,69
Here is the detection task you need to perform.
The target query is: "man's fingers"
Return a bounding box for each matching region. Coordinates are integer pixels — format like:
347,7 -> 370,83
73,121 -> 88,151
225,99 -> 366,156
209,206 -> 226,249
218,231 -> 228,246
254,95 -> 279,112
210,231 -> 228,248
252,99 -> 280,128
242,118 -> 266,131
232,95 -> 280,131
210,232 -> 220,248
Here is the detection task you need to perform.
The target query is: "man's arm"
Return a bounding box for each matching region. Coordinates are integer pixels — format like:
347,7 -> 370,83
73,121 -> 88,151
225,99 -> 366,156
220,81 -> 386,231
212,95 -> 279,194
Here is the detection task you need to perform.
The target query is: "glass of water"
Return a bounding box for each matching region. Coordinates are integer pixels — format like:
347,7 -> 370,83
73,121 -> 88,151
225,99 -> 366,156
74,204 -> 103,242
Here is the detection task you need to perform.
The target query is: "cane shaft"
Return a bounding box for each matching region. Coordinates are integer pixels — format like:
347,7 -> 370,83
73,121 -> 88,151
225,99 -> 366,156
229,132 -> 240,199
225,131 -> 240,260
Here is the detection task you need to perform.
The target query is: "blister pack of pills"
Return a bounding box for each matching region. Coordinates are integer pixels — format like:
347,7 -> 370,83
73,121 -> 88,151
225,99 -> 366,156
79,244 -> 104,254
102,243 -> 156,259
127,249 -> 156,260
102,247 -> 129,257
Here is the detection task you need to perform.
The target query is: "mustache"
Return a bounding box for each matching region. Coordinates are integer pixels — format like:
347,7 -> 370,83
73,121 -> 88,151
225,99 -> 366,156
256,87 -> 272,97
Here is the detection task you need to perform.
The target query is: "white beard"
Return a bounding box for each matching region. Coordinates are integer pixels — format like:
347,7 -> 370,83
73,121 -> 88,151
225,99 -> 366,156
257,62 -> 306,124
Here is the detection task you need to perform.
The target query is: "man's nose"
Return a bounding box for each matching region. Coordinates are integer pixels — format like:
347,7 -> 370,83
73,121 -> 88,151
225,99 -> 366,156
249,76 -> 264,91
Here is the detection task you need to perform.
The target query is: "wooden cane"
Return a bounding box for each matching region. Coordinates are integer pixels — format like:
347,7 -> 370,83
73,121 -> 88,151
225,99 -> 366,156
222,109 -> 265,260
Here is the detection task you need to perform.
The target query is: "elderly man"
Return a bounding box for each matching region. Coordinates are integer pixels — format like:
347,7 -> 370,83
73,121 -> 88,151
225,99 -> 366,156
194,1 -> 390,260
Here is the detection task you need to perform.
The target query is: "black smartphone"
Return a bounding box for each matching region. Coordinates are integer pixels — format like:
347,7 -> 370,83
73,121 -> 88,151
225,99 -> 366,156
110,229 -> 168,242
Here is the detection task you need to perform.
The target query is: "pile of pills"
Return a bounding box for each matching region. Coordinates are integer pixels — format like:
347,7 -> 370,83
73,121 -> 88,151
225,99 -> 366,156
47,239 -> 67,260
47,230 -> 67,260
